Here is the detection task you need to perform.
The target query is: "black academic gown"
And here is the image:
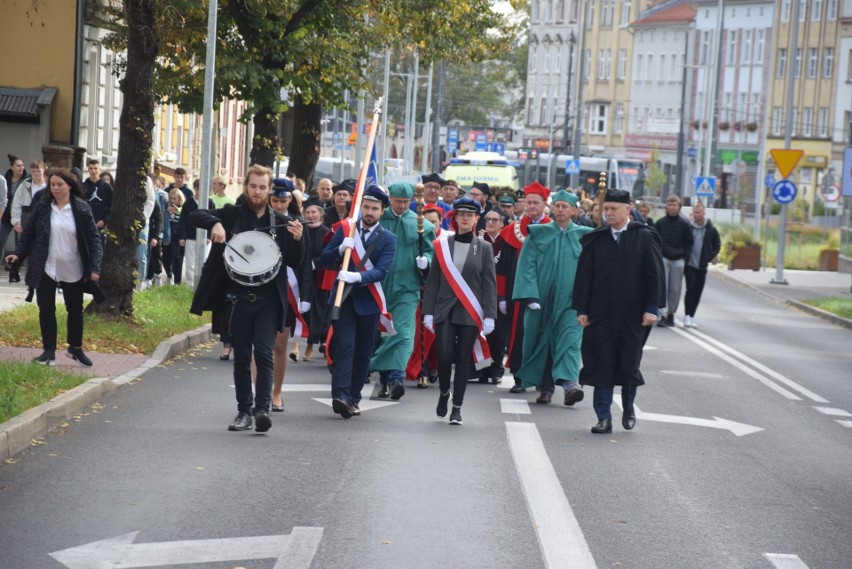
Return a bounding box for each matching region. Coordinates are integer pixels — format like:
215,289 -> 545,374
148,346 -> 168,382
572,222 -> 665,389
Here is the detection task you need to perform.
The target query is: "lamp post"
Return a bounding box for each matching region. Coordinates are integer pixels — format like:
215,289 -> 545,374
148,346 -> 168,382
563,30 -> 576,153
571,3 -> 587,189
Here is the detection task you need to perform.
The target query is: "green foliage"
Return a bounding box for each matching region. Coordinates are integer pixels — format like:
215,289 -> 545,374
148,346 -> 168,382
804,297 -> 852,319
643,149 -> 667,198
718,224 -> 759,265
0,362 -> 90,424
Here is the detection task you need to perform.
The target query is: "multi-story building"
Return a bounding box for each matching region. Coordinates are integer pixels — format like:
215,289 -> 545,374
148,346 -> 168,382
766,0 -> 840,214
628,0 -> 696,196
522,0 -> 581,152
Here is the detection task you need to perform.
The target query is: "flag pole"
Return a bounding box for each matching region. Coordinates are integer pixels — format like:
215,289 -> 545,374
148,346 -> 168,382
330,97 -> 383,321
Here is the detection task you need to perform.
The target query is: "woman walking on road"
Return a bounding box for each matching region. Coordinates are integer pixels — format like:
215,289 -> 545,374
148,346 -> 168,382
5,168 -> 103,367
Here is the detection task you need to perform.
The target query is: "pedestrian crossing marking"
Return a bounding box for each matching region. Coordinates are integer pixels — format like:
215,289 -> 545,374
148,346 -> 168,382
812,407 -> 852,417
835,419 -> 852,429
764,553 -> 810,568
500,398 -> 531,415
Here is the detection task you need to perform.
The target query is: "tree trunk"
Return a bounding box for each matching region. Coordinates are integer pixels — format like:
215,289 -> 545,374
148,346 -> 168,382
250,107 -> 280,167
288,96 -> 322,190
87,0 -> 158,318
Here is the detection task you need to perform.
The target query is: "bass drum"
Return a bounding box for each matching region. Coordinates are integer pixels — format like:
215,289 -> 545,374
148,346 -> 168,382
223,231 -> 282,287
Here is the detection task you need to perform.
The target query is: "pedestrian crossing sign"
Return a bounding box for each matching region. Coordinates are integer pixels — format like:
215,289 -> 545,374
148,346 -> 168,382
565,159 -> 580,175
694,176 -> 715,197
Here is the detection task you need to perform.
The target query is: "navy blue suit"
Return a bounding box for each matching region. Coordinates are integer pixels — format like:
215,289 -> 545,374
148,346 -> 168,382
321,223 -> 397,404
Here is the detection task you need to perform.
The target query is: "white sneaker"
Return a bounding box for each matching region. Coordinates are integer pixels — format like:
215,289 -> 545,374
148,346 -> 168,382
683,316 -> 697,328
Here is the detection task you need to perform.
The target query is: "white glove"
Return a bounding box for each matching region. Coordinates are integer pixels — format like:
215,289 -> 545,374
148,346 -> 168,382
498,300 -> 507,315
528,302 -> 541,310
483,318 -> 495,336
299,301 -> 311,313
416,256 -> 428,270
338,236 -> 356,255
337,271 -> 361,284
424,314 -> 434,333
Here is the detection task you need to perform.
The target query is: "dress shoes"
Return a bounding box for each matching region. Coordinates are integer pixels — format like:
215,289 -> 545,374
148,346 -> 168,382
390,383 -> 405,401
535,393 -> 552,404
332,398 -> 354,419
622,409 -> 636,430
509,383 -> 526,393
591,419 -> 612,434
377,384 -> 390,398
254,410 -> 272,433
228,412 -> 252,431
564,388 -> 584,406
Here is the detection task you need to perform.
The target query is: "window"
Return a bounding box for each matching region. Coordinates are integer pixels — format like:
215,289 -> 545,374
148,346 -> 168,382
584,49 -> 591,79
635,54 -> 643,82
700,31 -> 711,65
824,48 -> 834,78
848,49 -> 852,80
798,0 -> 806,20
727,30 -> 737,65
615,103 -> 624,134
597,49 -> 606,79
617,48 -> 627,79
813,0 -> 823,19
742,30 -> 752,64
532,0 -> 539,22
827,0 -> 838,19
569,0 -> 579,22
671,52 -> 678,80
604,49 -> 612,79
777,48 -> 787,78
530,46 -> 537,72
544,45 -> 551,72
621,0 -> 632,24
808,48 -> 818,78
590,104 -> 607,134
803,107 -> 813,136
791,108 -> 798,135
527,97 -> 535,125
553,97 -> 559,123
647,54 -> 654,81
546,0 -> 553,21
540,97 -> 548,124
723,92 -> 732,122
587,0 -> 595,28
781,0 -> 791,21
772,107 -> 783,135
601,0 -> 614,27
555,0 -> 564,22
555,44 -> 562,73
660,54 -> 667,80
756,30 -> 765,64
818,107 -> 829,137
795,48 -> 802,78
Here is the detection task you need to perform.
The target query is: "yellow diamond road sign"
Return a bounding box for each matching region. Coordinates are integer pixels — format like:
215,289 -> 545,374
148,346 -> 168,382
769,148 -> 804,180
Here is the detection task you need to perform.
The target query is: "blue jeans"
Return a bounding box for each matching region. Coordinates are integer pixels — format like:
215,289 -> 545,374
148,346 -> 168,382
331,300 -> 379,405
230,296 -> 279,414
592,384 -> 637,422
379,369 -> 405,386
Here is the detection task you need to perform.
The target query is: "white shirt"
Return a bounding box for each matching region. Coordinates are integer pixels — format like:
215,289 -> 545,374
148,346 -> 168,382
611,221 -> 629,242
45,202 -> 84,283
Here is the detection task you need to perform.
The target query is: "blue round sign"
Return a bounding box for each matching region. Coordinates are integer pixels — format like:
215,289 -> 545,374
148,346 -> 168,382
687,146 -> 698,159
772,179 -> 797,204
764,174 -> 776,188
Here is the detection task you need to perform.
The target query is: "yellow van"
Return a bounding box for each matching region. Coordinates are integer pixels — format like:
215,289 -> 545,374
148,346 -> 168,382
442,151 -> 519,190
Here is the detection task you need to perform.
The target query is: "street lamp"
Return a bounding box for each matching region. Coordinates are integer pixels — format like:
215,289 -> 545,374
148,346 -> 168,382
562,30 -> 576,152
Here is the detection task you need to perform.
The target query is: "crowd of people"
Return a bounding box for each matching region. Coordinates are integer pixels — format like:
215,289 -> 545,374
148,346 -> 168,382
2,152 -> 722,435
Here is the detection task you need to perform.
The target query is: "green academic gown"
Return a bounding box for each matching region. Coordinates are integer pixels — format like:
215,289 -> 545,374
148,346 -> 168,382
369,209 -> 436,372
512,221 -> 592,388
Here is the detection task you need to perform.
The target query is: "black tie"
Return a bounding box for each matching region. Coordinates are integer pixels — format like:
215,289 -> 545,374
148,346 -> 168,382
362,228 -> 370,245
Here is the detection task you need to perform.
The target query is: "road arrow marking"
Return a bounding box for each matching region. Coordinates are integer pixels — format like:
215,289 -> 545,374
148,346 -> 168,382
313,398 -> 398,412
614,401 -> 763,437
49,527 -> 323,569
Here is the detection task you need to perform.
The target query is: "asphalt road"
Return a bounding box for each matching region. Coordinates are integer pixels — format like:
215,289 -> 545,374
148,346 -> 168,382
1,272 -> 850,569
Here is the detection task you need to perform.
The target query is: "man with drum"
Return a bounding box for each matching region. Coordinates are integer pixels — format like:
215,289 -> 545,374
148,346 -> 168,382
190,165 -> 304,433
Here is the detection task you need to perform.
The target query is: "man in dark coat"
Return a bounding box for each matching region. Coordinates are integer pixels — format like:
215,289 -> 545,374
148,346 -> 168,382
654,194 -> 693,327
683,201 -> 721,328
190,165 -> 304,433
573,188 -> 665,434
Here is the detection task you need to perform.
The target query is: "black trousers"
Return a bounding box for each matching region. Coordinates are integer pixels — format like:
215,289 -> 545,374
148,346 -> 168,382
163,241 -> 184,282
146,242 -> 163,279
230,296 -> 279,414
36,275 -> 85,351
435,319 -> 479,406
683,266 -> 708,318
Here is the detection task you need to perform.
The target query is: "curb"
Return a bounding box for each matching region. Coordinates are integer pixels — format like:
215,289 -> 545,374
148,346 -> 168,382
712,270 -> 852,330
0,324 -> 212,461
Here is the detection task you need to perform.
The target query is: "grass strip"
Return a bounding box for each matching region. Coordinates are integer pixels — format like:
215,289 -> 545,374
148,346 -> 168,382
803,296 -> 852,320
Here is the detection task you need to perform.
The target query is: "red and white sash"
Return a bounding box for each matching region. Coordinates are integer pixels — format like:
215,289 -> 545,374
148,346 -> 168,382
433,237 -> 492,369
286,267 -> 310,339
340,219 -> 395,336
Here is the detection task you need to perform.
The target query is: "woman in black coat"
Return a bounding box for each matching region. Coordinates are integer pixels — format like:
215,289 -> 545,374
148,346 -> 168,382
5,168 -> 103,367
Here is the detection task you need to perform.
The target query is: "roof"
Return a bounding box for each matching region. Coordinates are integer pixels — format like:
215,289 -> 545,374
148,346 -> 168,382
632,2 -> 697,26
0,87 -> 56,119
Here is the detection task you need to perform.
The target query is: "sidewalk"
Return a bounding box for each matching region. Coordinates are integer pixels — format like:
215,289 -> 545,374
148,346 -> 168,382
0,279 -> 212,460
710,264 -> 852,328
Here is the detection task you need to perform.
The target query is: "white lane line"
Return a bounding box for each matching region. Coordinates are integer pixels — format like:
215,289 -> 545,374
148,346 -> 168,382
684,327 -> 829,403
282,384 -> 330,392
668,327 -> 801,401
506,422 -> 598,569
813,407 -> 852,417
836,420 -> 852,429
500,398 -> 531,415
764,553 -> 810,568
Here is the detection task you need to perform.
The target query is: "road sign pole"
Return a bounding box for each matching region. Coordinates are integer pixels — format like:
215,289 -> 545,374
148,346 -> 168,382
773,205 -> 787,284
